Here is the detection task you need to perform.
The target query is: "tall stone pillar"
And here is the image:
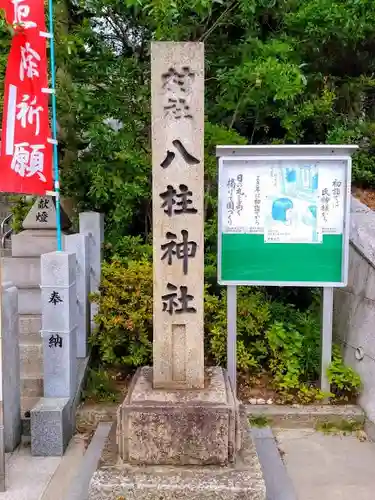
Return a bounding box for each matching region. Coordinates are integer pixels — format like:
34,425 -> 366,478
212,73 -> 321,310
91,41 -> 265,500
1,282 -> 21,452
117,42 -> 241,466
64,234 -> 90,359
152,42 -> 205,390
79,212 -> 104,330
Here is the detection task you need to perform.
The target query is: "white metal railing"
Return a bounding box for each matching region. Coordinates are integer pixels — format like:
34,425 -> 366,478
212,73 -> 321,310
0,214 -> 12,249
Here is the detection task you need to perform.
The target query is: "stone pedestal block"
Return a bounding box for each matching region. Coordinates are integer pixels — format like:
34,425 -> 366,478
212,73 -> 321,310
30,397 -> 70,456
117,367 -> 240,466
89,419 -> 266,500
12,229 -> 60,258
29,357 -> 89,455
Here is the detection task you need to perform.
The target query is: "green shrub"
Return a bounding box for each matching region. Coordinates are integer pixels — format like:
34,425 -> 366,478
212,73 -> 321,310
327,346 -> 362,402
82,367 -> 119,402
90,257 -> 361,405
9,195 -> 35,233
206,287 -> 270,372
90,258 -> 153,367
267,321 -> 303,392
104,235 -> 152,262
265,308 -> 323,402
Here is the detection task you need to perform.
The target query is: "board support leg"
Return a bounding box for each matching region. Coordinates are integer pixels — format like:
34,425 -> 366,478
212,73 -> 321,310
321,286 -> 333,394
227,285 -> 237,395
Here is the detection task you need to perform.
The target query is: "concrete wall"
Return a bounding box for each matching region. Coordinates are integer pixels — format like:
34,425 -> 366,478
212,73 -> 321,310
334,197 -> 375,422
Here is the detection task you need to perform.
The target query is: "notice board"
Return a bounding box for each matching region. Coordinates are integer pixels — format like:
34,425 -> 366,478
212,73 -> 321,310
217,146 -> 354,287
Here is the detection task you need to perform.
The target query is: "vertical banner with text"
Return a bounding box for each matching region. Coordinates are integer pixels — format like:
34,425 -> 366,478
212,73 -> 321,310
0,0 -> 53,194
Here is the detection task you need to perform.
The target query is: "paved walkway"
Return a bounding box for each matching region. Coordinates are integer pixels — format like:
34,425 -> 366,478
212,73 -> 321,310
2,425 -> 375,499
0,436 -> 85,500
0,444 -> 60,500
275,428 -> 375,500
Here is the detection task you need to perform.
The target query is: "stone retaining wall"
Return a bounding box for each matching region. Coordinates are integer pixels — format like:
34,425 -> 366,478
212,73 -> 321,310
333,196 -> 375,422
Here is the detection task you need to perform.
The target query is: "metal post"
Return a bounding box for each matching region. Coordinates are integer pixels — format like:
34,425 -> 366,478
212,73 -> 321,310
0,419 -> 4,492
321,287 -> 334,394
47,0 -> 63,251
0,259 -> 5,492
227,285 -> 237,395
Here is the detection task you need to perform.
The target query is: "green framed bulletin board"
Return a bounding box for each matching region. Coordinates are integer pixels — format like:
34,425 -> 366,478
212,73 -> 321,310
217,146 -> 356,287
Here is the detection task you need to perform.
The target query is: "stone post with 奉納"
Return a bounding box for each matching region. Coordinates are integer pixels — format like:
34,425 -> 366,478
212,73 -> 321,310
31,251 -> 77,457
89,42 -> 265,500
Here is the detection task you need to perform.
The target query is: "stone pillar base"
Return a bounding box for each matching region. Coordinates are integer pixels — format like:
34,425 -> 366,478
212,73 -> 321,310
89,418 -> 266,499
117,366 -> 241,466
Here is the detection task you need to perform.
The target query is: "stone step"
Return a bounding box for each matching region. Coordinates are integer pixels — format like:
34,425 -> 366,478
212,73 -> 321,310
21,375 -> 43,398
18,287 -> 41,315
2,256 -> 40,288
20,341 -> 43,377
19,314 -> 42,342
246,404 -> 365,429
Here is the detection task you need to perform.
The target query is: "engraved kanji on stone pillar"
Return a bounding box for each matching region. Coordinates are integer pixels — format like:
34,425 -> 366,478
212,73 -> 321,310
152,42 -> 204,389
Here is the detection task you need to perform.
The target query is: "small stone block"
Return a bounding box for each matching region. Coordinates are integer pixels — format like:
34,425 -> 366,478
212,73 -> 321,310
18,288 -> 41,315
30,397 -> 71,456
117,367 -> 240,466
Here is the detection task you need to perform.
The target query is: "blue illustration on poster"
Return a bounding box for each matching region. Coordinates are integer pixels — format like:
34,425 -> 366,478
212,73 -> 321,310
265,163 -> 321,243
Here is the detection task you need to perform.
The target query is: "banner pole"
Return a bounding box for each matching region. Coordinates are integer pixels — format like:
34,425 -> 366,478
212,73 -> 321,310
47,0 -> 62,251
0,255 -> 5,492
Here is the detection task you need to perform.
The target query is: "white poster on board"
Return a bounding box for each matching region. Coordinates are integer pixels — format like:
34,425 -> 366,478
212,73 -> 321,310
221,163 -> 270,234
263,162 -> 322,243
317,161 -> 346,235
221,159 -> 346,243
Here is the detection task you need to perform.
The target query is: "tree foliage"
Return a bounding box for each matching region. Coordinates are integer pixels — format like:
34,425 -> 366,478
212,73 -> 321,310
2,0 -> 375,247
53,0 -> 375,248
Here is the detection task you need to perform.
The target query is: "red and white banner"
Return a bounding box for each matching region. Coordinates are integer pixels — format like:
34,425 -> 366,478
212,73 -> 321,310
0,0 -> 53,194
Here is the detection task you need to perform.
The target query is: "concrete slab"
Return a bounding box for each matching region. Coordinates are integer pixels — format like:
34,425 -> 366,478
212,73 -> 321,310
1,444 -> 60,500
276,428 -> 375,500
251,427 -> 296,500
64,422 -> 111,500
41,435 -> 86,500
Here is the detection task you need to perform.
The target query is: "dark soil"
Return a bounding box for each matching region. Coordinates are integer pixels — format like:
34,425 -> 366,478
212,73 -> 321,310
237,372 -> 277,402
